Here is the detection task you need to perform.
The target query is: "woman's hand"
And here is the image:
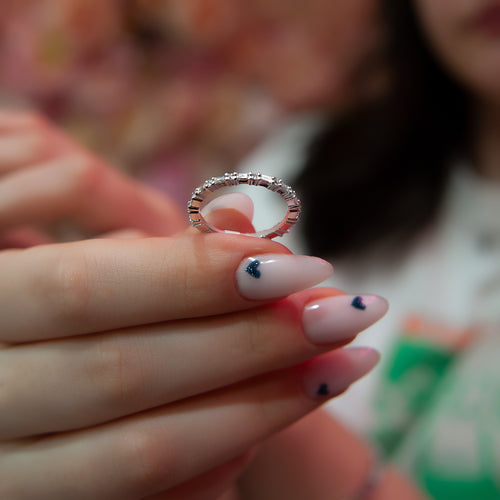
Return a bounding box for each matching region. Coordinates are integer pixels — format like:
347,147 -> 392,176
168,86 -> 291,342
0,109 -> 388,499
0,110 -> 185,248
0,227 -> 387,499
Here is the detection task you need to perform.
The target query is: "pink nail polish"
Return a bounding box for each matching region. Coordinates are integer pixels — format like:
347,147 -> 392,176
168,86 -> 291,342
236,254 -> 333,300
302,347 -> 380,399
302,294 -> 389,345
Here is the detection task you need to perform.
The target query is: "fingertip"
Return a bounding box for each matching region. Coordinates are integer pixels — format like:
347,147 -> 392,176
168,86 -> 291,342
302,347 -> 380,400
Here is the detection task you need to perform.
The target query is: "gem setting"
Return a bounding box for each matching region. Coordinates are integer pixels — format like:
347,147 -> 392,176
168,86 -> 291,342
187,172 -> 301,239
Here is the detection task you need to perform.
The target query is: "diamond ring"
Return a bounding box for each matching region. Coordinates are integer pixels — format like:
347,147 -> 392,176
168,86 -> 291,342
187,172 -> 301,239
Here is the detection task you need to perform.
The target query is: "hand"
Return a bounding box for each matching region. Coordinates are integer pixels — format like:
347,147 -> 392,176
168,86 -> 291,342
0,110 -> 387,499
0,109 -> 185,248
0,221 -> 387,499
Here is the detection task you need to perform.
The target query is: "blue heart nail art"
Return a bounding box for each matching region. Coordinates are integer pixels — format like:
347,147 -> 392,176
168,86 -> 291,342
245,259 -> 261,279
351,296 -> 366,310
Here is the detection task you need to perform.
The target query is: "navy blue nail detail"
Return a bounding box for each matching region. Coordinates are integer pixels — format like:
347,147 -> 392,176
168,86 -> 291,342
317,383 -> 329,396
351,296 -> 366,310
245,259 -> 261,279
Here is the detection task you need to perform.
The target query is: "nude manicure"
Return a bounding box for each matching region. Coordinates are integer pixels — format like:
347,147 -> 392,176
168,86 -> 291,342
302,294 -> 389,345
236,253 -> 333,300
302,347 -> 380,399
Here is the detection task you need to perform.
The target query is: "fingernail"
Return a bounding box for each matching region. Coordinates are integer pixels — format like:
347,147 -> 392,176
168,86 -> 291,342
302,294 -> 389,345
236,254 -> 333,300
203,193 -> 254,221
302,347 -> 380,399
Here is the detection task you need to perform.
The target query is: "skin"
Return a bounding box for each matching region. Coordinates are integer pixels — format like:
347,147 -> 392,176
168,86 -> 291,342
233,3 -> 500,497
414,0 -> 500,179
236,3 -> 500,497
0,111 -> 186,245
0,110 -> 426,500
0,111 -> 387,499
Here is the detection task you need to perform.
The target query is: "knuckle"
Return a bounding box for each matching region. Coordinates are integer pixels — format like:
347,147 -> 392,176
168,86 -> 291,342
242,309 -> 282,367
243,392 -> 277,439
118,427 -> 174,492
243,313 -> 270,360
43,248 -> 92,325
245,374 -> 300,438
90,339 -> 145,408
62,153 -> 105,197
26,110 -> 47,128
15,110 -> 48,133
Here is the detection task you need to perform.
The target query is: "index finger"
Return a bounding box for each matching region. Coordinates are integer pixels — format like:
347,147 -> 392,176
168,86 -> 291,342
0,233 -> 333,343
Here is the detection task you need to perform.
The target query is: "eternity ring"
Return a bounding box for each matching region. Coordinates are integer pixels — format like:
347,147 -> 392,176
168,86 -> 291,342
187,172 -> 301,239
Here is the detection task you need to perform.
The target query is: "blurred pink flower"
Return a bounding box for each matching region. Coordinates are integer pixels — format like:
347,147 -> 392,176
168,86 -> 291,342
0,0 -> 379,200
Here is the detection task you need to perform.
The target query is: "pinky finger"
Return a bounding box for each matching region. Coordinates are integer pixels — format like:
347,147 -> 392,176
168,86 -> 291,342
0,348 -> 379,500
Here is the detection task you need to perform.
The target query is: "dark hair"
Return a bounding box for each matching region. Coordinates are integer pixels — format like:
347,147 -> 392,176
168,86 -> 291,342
296,0 -> 471,259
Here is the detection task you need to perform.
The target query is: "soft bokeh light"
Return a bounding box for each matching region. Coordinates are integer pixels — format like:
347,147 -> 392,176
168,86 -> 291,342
0,0 -> 378,201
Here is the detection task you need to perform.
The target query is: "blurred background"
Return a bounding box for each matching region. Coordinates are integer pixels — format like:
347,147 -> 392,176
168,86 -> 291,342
0,0 -> 378,203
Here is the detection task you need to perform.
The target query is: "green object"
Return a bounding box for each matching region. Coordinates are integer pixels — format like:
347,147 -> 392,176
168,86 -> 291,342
394,334 -> 500,499
371,332 -> 500,499
371,336 -> 454,456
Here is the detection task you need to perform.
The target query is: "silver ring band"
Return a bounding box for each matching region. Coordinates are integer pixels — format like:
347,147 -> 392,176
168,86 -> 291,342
187,172 -> 301,239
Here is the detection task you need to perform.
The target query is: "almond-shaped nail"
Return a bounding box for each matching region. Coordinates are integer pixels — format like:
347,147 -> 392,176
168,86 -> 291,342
302,294 -> 389,345
302,347 -> 380,399
236,254 -> 333,300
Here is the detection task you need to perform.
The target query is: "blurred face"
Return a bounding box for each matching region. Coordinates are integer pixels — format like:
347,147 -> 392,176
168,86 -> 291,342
414,0 -> 500,103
